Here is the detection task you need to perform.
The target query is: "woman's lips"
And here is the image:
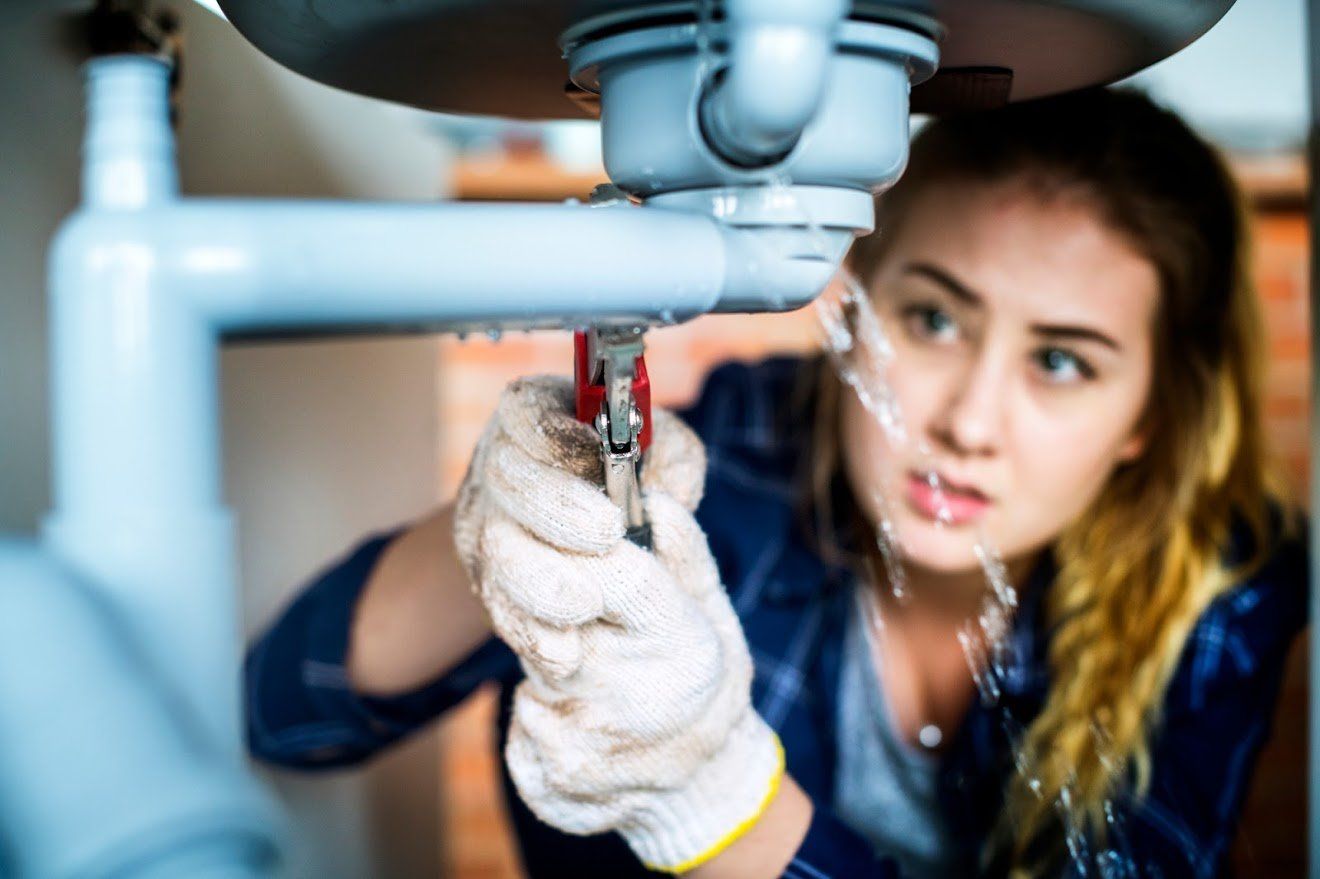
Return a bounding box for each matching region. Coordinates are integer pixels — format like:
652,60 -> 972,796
904,470 -> 992,525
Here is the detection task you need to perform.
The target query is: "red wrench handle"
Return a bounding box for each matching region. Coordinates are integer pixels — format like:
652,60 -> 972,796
573,330 -> 652,451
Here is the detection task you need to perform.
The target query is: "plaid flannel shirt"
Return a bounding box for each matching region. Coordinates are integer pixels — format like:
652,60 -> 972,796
246,357 -> 1306,878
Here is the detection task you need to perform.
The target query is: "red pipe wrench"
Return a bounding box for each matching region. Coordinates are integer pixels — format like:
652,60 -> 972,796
573,329 -> 652,547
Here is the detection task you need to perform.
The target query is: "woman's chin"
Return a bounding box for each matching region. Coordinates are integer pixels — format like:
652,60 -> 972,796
890,517 -> 989,574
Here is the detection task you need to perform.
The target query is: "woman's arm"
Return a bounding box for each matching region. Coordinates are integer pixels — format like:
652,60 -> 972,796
245,506 -> 514,769
346,503 -> 493,696
685,776 -> 902,879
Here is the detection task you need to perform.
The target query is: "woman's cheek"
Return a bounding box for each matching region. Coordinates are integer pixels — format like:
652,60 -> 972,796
850,395 -> 903,498
1005,405 -> 1124,545
887,355 -> 957,439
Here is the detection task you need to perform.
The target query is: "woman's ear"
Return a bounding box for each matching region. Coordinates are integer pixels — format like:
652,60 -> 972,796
1117,424 -> 1149,464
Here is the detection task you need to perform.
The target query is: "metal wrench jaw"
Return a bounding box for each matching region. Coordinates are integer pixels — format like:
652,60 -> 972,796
582,327 -> 652,548
595,405 -> 651,548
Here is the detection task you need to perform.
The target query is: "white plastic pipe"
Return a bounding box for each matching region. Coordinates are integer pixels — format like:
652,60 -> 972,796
48,55 -> 855,760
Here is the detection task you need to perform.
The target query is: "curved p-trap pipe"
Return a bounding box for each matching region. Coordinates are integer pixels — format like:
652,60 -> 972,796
701,0 -> 851,168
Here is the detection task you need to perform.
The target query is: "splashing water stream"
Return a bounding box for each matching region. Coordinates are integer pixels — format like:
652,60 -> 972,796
753,164 -> 1130,874
671,10 -> 1132,873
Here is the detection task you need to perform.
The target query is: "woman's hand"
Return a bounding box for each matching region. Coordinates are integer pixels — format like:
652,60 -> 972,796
454,376 -> 785,873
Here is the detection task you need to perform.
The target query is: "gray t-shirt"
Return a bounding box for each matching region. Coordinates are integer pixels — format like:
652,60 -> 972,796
833,585 -> 959,878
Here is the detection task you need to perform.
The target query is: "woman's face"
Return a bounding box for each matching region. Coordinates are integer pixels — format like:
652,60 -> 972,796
841,179 -> 1159,575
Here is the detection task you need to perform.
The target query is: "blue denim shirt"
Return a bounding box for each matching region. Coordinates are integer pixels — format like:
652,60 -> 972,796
245,357 -> 1306,878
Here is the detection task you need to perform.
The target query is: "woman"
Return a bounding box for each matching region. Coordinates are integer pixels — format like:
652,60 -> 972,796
244,88 -> 1305,878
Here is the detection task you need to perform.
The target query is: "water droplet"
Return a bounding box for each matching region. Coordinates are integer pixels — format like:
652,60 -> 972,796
871,488 -> 907,601
659,308 -> 677,325
1056,782 -> 1092,874
485,328 -> 503,342
1008,744 -> 1050,797
1096,850 -> 1136,879
974,539 -> 1018,610
456,330 -> 468,342
1090,721 -> 1121,780
958,625 -> 1001,706
1096,800 -> 1138,878
813,281 -> 907,444
918,724 -> 943,749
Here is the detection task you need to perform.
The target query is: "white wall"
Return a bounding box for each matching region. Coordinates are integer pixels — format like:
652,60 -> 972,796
1124,0 -> 1307,151
222,337 -> 444,879
0,2 -> 83,534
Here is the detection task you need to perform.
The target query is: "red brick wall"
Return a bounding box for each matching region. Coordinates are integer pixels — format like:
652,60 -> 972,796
1231,212 -> 1309,878
434,209 -> 1310,878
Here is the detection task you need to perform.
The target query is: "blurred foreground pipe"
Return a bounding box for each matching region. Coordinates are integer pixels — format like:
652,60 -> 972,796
0,541 -> 280,879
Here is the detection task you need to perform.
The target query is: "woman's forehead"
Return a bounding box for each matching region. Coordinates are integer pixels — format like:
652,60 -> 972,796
881,180 -> 1160,330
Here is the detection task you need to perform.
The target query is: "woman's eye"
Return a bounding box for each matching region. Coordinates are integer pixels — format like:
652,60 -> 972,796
902,305 -> 959,343
1033,347 -> 1095,383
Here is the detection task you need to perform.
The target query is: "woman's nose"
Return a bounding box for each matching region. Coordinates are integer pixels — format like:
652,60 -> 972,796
927,347 -> 1007,458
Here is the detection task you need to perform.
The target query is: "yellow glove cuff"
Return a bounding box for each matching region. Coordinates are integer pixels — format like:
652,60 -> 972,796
643,733 -> 787,875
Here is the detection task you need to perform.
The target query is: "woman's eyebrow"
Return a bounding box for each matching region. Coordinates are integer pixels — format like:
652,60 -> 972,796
902,262 -> 983,307
904,262 -> 1123,351
1030,324 -> 1123,351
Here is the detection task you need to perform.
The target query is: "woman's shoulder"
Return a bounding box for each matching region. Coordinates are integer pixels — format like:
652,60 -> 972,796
675,355 -> 814,452
674,356 -> 832,599
1166,510 -> 1307,714
673,355 -> 820,511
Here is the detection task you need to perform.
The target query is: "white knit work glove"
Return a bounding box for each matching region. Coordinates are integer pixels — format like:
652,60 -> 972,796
453,376 -> 784,873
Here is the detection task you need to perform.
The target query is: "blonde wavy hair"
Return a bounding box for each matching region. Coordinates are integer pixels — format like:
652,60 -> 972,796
803,88 -> 1290,874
